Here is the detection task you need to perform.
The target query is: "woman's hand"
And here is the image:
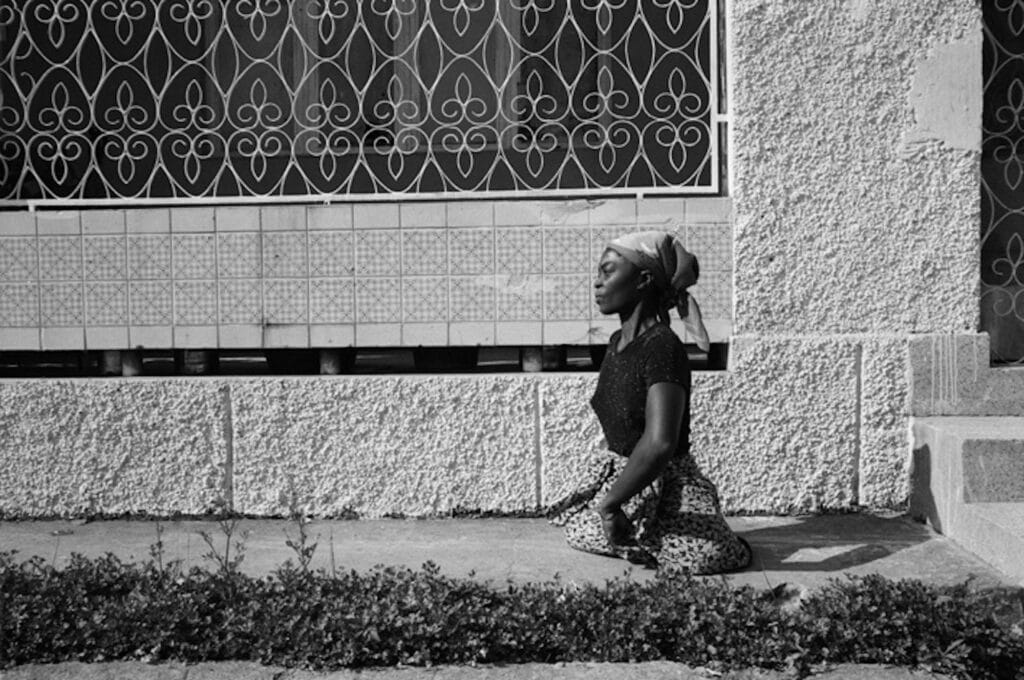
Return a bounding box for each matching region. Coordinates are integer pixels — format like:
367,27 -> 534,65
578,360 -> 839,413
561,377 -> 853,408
596,503 -> 636,546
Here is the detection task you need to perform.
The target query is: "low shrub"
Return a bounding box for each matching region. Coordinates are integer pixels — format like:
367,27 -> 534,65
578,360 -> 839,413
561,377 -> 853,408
0,550 -> 1021,679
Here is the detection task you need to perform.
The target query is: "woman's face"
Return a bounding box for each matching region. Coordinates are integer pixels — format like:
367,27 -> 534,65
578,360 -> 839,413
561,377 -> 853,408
594,248 -> 644,316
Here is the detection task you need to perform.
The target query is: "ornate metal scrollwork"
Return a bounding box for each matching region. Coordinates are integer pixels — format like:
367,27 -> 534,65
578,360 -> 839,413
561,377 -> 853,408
984,0 -> 1024,364
0,0 -> 716,200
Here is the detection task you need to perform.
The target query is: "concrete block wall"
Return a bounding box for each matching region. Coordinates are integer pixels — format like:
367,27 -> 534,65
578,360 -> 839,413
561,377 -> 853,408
0,332 -> 915,518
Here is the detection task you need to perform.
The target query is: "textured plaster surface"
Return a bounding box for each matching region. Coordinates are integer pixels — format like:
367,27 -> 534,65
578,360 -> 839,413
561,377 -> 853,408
697,337 -> 860,512
908,334 -> 1024,416
731,0 -> 980,335
0,380 -> 228,517
230,376 -> 538,517
859,337 -> 911,508
537,375 -> 606,507
0,336 -> 903,517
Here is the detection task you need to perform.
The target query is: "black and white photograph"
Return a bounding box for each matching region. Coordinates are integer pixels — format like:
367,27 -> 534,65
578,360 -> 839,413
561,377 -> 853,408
0,1 -> 1022,678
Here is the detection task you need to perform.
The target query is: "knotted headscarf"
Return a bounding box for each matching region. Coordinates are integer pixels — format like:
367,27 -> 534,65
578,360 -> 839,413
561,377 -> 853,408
606,230 -> 710,352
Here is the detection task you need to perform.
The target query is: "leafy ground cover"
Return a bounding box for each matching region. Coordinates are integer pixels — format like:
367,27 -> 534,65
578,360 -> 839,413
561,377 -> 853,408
1,519 -> 1022,679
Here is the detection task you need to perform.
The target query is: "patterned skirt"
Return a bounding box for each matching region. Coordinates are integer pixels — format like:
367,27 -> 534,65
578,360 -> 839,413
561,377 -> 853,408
549,452 -> 751,574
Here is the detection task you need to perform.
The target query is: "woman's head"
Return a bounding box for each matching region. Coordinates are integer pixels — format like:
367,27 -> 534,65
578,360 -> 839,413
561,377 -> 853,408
596,231 -> 711,350
593,248 -> 659,318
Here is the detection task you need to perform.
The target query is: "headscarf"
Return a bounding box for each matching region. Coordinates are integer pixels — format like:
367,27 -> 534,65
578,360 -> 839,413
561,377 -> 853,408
606,230 -> 711,352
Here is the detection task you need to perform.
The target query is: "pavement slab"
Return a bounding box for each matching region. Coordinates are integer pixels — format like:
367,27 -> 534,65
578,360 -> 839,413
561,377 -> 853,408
0,514 -> 1015,591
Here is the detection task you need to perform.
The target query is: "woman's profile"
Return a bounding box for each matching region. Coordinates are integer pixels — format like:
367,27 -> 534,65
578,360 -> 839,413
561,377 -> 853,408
550,230 -> 752,574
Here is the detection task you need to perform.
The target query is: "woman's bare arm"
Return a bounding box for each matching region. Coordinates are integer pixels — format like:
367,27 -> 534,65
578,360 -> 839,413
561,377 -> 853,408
596,381 -> 687,532
598,383 -> 684,540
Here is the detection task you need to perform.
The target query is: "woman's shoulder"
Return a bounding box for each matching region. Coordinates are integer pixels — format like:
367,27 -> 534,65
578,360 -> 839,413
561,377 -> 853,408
638,323 -> 684,351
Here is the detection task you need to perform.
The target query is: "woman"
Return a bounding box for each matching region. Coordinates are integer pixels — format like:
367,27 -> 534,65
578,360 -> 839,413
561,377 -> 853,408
550,230 -> 751,574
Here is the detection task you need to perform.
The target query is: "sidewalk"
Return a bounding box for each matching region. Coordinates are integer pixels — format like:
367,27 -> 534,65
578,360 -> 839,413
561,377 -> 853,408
1,513 -> 1017,680
0,513 -> 1016,590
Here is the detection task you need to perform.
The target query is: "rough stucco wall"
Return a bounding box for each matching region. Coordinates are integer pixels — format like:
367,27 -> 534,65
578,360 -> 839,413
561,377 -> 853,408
731,0 -> 979,335
727,0 -> 980,511
695,337 -> 860,511
539,375 -> 606,507
859,336 -> 911,507
0,380 -> 228,517
0,353 -> 867,518
230,377 -> 538,517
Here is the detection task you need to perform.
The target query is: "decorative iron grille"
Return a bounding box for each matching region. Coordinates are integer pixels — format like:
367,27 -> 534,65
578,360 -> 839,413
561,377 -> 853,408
0,0 -> 717,202
983,0 -> 1024,364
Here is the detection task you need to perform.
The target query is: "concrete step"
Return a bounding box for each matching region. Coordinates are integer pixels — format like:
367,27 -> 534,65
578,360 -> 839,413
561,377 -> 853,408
911,417 -> 1024,585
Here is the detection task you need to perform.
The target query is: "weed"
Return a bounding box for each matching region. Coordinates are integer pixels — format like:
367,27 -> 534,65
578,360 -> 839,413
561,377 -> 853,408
283,491 -> 319,574
196,500 -> 249,576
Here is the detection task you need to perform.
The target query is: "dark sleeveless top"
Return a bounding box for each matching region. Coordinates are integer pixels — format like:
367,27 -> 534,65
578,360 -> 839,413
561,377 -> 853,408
589,323 -> 692,458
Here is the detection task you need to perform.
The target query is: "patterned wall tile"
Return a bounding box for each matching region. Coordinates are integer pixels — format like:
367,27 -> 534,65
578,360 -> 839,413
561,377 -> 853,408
217,233 -> 261,278
687,223 -> 732,271
0,238 -> 38,281
402,277 -> 448,322
264,279 -> 308,324
0,283 -> 39,326
450,276 -> 495,322
40,283 -> 83,325
310,279 -> 355,323
262,231 -> 308,278
129,281 -> 173,325
402,230 -> 447,276
174,281 -> 217,325
496,275 -> 543,321
128,235 -> 172,279
449,228 -> 494,275
543,227 -> 590,274
355,278 -> 401,323
544,274 -> 591,320
355,229 -> 401,277
689,271 -> 731,320
85,282 -> 128,326
173,234 -> 217,279
83,236 -> 126,280
218,279 -> 261,324
38,236 -> 82,281
496,228 -> 542,275
309,231 -> 354,277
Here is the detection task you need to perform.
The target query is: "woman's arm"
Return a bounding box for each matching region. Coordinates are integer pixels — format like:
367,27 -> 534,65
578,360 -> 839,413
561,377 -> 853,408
595,381 -> 687,541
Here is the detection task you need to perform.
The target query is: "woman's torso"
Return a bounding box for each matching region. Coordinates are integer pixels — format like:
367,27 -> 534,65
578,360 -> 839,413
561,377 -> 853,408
589,323 -> 692,458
